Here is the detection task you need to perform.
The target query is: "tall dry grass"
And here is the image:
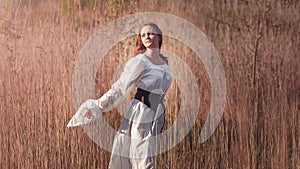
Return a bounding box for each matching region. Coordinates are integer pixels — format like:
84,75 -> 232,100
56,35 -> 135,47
0,0 -> 299,168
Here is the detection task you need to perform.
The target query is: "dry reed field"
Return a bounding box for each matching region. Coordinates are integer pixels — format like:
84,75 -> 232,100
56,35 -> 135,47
0,0 -> 299,168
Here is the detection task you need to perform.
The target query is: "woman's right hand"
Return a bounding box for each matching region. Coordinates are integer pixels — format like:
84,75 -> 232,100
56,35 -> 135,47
84,109 -> 94,119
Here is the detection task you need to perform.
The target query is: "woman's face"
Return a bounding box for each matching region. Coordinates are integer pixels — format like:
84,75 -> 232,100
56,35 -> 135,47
140,25 -> 160,49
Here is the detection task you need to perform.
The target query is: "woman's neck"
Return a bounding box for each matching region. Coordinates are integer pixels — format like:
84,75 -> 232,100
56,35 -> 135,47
144,48 -> 160,58
143,48 -> 166,65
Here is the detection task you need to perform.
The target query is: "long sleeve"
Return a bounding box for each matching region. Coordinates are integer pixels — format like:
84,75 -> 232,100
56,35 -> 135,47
97,56 -> 146,112
67,55 -> 146,127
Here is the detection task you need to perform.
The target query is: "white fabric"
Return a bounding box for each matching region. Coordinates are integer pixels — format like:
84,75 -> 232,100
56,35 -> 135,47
67,54 -> 172,168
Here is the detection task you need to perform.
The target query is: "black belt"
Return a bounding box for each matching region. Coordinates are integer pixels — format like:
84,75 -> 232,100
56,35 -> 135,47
134,88 -> 164,112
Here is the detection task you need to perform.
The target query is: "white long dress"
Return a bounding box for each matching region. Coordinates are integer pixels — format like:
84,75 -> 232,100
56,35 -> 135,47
67,54 -> 172,169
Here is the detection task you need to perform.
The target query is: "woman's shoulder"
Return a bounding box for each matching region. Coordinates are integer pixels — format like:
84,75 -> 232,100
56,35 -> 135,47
134,53 -> 147,62
124,54 -> 147,69
129,53 -> 149,65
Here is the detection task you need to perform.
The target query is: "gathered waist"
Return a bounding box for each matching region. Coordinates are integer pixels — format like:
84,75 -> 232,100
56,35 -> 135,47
134,88 -> 164,112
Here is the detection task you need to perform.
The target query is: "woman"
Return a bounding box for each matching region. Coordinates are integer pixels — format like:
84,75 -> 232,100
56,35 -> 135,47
68,23 -> 172,169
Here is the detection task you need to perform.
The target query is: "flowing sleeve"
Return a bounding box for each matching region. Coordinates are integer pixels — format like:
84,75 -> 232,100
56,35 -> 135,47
97,56 -> 146,112
67,56 -> 145,127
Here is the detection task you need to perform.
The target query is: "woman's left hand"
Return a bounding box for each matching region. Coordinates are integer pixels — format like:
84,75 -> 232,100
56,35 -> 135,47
84,109 -> 94,119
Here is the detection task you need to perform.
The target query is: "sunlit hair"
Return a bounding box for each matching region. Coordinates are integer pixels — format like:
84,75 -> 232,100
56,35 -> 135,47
134,22 -> 168,64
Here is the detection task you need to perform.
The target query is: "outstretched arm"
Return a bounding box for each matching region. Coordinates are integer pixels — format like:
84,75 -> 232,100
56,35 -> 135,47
96,56 -> 146,112
67,55 -> 146,127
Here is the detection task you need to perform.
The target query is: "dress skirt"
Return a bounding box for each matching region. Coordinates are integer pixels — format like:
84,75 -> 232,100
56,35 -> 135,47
108,99 -> 165,169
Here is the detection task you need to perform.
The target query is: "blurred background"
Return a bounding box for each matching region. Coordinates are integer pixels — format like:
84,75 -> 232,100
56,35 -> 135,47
0,0 -> 299,168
